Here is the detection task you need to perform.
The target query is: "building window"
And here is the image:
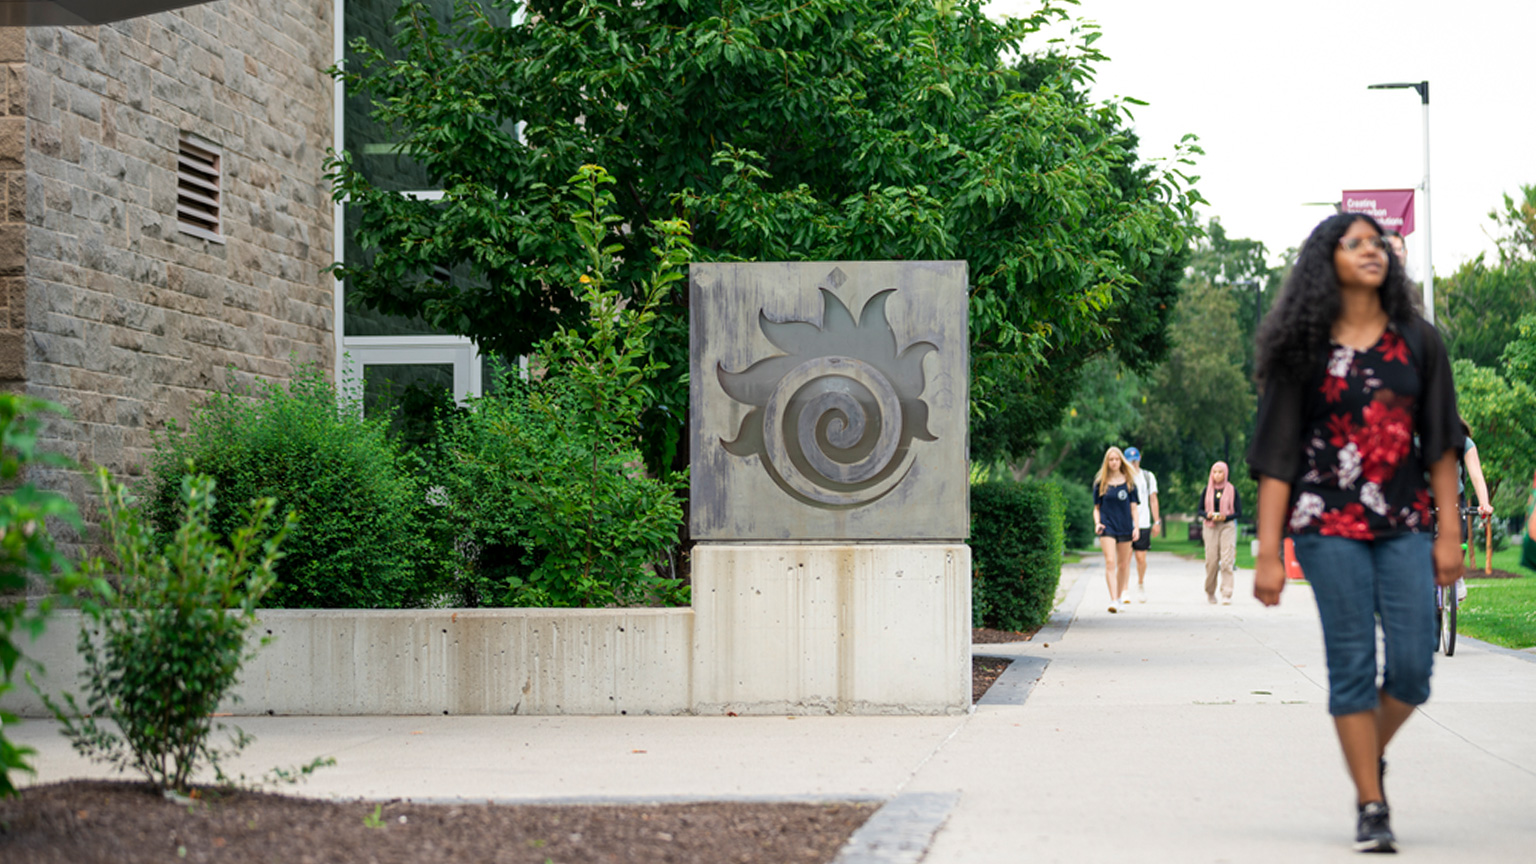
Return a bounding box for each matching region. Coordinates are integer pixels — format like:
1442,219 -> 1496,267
176,133 -> 223,242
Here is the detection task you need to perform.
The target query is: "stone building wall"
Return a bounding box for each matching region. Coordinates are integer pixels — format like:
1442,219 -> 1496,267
0,27 -> 25,383
14,1 -> 334,516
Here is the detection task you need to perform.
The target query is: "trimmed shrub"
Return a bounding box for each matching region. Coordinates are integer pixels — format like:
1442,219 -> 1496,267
145,365 -> 446,608
971,479 -> 1064,631
1056,476 -> 1096,550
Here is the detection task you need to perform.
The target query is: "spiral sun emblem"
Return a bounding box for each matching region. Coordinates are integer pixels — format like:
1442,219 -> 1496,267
718,272 -> 937,508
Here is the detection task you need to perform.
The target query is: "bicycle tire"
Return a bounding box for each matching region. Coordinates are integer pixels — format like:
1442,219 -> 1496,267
1434,589 -> 1445,655
1446,590 -> 1458,657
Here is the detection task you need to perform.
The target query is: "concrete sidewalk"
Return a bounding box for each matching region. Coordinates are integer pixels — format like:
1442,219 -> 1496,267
11,551 -> 1536,861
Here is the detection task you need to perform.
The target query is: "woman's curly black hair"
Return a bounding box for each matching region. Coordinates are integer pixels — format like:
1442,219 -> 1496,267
1254,212 -> 1421,387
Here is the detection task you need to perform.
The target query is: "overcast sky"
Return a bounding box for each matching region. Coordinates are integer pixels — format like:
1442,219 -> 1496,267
985,0 -> 1535,277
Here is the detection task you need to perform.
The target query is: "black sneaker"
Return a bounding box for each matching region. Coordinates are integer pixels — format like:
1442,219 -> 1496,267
1354,801 -> 1396,853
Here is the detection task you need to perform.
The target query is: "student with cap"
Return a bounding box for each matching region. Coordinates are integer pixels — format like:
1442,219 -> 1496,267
1125,447 -> 1160,602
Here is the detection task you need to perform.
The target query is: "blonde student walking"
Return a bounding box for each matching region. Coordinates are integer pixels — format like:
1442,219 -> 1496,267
1092,446 -> 1140,612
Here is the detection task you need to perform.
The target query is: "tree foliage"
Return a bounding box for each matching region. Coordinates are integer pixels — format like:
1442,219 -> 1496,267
1010,353 -> 1142,482
330,0 -> 1201,467
0,396 -> 98,798
434,167 -> 690,607
1452,355 -> 1536,515
1437,183 -> 1536,367
1135,277 -> 1256,509
1490,183 -> 1536,262
1435,256 -> 1536,368
1183,219 -> 1279,380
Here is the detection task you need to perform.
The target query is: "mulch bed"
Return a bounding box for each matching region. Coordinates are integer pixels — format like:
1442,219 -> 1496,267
969,626 -> 1041,703
971,656 -> 1010,703
0,781 -> 877,864
1469,567 -> 1527,579
0,637 -> 1037,862
971,626 -> 1041,644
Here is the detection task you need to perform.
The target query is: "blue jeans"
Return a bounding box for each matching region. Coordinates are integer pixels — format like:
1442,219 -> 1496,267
1291,532 -> 1436,717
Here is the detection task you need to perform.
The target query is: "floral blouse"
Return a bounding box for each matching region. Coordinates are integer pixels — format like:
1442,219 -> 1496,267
1247,317 -> 1463,541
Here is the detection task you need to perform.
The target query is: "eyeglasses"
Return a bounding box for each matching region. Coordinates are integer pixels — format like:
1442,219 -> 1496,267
1338,236 -> 1389,252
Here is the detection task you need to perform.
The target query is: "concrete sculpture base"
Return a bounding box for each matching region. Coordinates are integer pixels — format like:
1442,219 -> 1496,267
691,543 -> 971,715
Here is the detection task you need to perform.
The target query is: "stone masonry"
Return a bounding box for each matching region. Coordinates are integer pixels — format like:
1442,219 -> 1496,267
9,1 -> 334,526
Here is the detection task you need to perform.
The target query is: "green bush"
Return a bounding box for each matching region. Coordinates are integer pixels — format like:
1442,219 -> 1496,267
145,364 -> 446,608
1055,477 -> 1096,550
44,471 -> 293,794
971,480 -> 1064,631
437,373 -> 687,607
0,395 -> 98,798
433,165 -> 689,608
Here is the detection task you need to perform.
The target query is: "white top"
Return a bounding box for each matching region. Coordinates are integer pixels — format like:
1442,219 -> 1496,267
1133,468 -> 1158,529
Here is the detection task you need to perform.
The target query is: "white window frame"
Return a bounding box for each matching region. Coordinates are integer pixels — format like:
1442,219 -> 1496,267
338,338 -> 485,409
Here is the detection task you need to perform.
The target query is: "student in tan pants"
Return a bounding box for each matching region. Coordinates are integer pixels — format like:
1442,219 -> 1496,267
1201,461 -> 1241,604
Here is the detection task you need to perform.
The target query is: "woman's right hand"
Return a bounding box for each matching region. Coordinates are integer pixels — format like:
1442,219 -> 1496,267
1254,555 -> 1286,606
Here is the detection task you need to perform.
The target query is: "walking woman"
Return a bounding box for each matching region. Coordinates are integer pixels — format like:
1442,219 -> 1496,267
1248,213 -> 1464,853
1200,461 -> 1241,605
1092,446 -> 1139,613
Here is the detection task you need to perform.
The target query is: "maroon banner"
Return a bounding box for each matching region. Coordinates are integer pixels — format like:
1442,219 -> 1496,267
1341,189 -> 1415,236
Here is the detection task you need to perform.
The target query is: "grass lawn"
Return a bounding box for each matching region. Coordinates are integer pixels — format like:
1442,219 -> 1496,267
1146,530 -> 1536,650
1459,543 -> 1536,650
1152,532 -> 1258,572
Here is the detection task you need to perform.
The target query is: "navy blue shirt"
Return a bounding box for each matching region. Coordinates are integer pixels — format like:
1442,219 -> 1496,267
1094,482 -> 1139,537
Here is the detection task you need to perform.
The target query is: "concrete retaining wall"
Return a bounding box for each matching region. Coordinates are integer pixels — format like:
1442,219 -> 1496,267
15,607 -> 695,717
14,546 -> 971,717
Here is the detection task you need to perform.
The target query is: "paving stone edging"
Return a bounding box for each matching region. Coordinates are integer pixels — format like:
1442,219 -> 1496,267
831,791 -> 961,864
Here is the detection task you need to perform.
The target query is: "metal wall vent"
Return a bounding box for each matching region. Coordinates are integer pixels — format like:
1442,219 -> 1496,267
177,134 -> 223,242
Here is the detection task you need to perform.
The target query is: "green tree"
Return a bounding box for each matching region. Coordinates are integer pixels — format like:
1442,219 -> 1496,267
1436,184 -> 1536,366
1490,183 -> 1536,261
1435,256 -> 1536,368
1452,357 -> 1536,515
1011,353 -> 1142,482
330,0 -> 1201,469
1183,219 -> 1279,380
1136,278 -> 1255,508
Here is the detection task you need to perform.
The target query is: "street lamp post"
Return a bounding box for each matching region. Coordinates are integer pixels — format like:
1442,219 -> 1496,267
1368,81 -> 1432,323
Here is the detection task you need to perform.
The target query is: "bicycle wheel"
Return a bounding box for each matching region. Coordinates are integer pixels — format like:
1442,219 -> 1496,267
1434,587 -> 1445,654
1445,588 -> 1458,657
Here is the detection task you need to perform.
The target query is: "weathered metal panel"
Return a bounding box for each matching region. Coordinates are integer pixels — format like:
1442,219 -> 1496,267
690,262 -> 969,540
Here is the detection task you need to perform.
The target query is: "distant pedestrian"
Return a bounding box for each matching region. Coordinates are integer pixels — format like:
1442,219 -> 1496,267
1200,461 -> 1240,605
1383,230 -> 1406,264
1125,446 -> 1160,602
1092,446 -> 1140,613
1457,419 -> 1494,595
1248,212 -> 1464,853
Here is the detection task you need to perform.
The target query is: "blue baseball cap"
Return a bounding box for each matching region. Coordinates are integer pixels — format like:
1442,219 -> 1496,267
1124,447 -> 1141,461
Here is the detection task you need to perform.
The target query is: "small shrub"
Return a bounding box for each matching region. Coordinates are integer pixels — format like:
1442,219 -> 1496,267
0,395 -> 98,798
435,166 -> 689,607
145,364 -> 445,608
44,470 -> 293,794
971,480 -> 1065,631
